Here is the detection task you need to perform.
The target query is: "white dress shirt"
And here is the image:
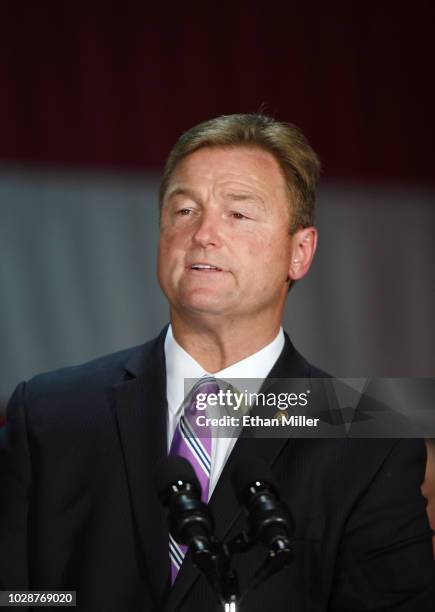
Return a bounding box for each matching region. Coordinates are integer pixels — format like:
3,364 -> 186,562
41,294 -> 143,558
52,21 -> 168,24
164,324 -> 285,498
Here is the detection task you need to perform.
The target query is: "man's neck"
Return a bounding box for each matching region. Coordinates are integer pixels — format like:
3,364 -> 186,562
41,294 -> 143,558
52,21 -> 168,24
170,312 -> 282,373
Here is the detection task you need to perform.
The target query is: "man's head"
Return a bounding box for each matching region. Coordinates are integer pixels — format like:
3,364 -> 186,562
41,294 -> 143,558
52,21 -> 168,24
157,113 -> 320,332
159,113 -> 320,234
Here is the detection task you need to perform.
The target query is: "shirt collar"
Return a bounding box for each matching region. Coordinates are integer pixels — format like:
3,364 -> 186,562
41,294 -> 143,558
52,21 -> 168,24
164,324 -> 285,418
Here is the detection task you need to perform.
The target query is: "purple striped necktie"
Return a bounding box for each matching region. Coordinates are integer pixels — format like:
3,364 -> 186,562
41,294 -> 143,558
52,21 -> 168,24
168,376 -> 219,583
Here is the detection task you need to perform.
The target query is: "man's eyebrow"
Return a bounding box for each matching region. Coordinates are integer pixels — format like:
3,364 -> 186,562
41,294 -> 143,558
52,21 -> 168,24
224,191 -> 265,204
165,186 -> 198,201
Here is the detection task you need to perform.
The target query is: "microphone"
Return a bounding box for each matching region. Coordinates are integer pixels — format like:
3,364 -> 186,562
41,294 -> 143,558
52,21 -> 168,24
155,456 -> 240,608
231,458 -> 293,569
155,456 -> 215,562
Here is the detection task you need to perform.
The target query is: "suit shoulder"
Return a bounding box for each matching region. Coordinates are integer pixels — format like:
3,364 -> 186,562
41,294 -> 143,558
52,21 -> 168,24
11,333 -> 163,421
25,344 -> 141,398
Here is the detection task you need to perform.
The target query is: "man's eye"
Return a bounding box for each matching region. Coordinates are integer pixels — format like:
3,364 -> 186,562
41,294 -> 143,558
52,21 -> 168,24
176,208 -> 192,216
231,212 -> 248,220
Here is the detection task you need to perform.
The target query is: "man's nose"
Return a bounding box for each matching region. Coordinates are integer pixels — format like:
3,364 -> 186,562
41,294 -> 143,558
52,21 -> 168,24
192,211 -> 222,248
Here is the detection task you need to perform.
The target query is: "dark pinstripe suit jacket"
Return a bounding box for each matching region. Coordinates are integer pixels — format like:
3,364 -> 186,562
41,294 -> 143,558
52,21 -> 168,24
1,328 -> 434,611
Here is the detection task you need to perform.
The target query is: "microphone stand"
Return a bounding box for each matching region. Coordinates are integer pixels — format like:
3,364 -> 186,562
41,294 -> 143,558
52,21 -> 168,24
189,528 -> 293,611
188,527 -> 293,610
223,531 -> 293,607
188,536 -> 240,611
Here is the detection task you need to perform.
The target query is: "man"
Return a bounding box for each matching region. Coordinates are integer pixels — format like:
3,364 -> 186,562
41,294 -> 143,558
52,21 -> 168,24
1,114 -> 434,611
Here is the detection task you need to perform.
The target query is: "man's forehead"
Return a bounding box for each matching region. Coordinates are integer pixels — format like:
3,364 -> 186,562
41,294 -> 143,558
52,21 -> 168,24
166,145 -> 288,196
175,144 -> 282,171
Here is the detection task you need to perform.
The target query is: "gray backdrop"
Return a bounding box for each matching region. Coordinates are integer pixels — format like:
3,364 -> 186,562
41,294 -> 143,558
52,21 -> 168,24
1,166 -> 434,407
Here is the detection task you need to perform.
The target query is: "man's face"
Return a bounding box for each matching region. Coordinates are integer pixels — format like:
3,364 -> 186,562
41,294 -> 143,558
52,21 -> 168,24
158,146 -> 300,323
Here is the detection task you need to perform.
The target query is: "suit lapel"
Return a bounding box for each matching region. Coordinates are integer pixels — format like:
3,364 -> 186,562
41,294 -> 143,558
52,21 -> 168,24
112,329 -> 170,606
165,333 -> 311,610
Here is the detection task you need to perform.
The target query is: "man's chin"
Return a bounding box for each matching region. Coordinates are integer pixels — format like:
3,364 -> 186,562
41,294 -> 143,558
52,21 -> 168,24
175,294 -> 235,318
184,301 -> 230,316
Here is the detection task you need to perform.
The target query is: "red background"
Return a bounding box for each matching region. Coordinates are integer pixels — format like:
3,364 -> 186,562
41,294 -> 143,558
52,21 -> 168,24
1,1 -> 434,183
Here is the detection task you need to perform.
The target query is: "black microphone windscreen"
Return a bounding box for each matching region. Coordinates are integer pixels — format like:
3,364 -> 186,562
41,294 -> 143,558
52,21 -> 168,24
231,458 -> 278,503
154,456 -> 200,502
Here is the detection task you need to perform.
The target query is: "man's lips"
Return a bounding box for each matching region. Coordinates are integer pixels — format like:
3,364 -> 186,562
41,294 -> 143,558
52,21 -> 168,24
186,262 -> 225,272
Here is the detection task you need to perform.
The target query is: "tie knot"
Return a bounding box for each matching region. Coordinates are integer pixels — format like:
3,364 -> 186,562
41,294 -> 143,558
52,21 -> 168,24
187,376 -> 220,416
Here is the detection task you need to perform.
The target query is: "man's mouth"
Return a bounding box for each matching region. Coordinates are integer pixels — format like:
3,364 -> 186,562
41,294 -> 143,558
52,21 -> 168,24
189,263 -> 223,272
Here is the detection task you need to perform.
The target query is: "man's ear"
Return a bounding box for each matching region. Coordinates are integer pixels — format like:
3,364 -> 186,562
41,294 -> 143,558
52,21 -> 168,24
288,227 -> 318,281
